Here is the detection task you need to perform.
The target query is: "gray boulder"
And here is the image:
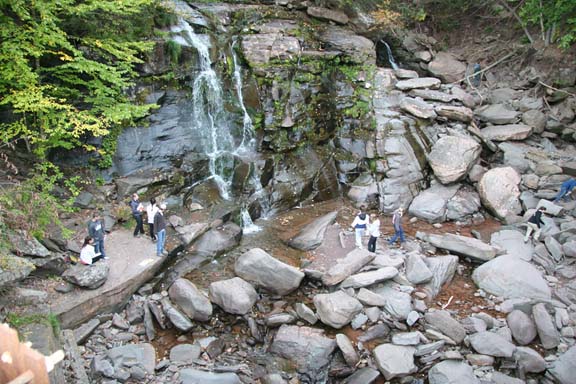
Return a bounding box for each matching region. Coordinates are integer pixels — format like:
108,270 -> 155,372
340,267 -> 398,289
514,346 -> 546,374
399,97 -> 437,119
548,345 -> 576,384
421,255 -> 459,298
522,110 -> 547,133
428,360 -> 479,384
427,52 -> 466,83
319,27 -> 375,65
209,277 -> 257,315
435,105 -> 474,122
416,232 -> 501,262
169,343 -> 201,364
322,248 -> 375,286
342,367 -> 380,384
307,6 -> 349,24
405,252 -> 433,284
235,248 -> 304,295
373,344 -> 416,380
8,230 -> 51,257
446,188 -> 482,220
287,211 -> 338,251
356,288 -> 387,307
193,222 -> 242,258
335,334 -> 359,367
506,310 -> 537,345
314,290 -> 363,329
490,230 -> 533,261
425,310 -> 466,344
472,255 -> 551,300
270,325 -> 336,382
180,369 -> 241,384
408,183 -> 460,222
476,104 -> 519,124
469,331 -> 516,357
395,77 -> 441,91
294,303 -> 318,325
107,343 -> 156,374
480,124 -> 533,141
0,254 -> 35,287
427,136 -> 481,184
478,167 -> 522,220
62,263 -> 109,289
161,298 -> 193,332
532,303 -> 560,349
491,372 -> 525,384
168,278 -> 212,321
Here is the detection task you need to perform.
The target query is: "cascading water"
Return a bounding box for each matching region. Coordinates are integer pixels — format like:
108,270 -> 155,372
381,40 -> 399,70
171,20 -> 257,200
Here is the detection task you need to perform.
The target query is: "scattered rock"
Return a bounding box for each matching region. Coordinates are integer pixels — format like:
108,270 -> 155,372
209,277 -> 257,315
168,278 -> 213,321
314,290 -> 363,329
468,331 -> 516,357
373,344 -> 416,380
425,310 -> 466,344
287,211 -> 338,251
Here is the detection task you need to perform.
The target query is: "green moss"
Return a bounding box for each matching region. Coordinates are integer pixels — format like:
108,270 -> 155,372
6,313 -> 61,336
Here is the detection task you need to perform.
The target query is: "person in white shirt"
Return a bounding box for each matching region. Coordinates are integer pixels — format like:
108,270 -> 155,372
351,206 -> 369,249
79,236 -> 104,265
146,197 -> 159,242
367,213 -> 381,253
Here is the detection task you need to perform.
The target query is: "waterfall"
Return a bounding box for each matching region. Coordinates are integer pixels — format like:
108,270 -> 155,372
172,20 -> 256,200
241,208 -> 261,234
381,40 -> 399,70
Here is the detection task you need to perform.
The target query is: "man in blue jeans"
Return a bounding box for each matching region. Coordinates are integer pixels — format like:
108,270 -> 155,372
154,203 -> 168,257
88,211 -> 107,259
388,207 -> 405,246
130,193 -> 145,237
554,178 -> 576,202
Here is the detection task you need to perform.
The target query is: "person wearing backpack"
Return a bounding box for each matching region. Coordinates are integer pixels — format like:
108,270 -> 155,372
524,206 -> 547,243
351,206 -> 369,249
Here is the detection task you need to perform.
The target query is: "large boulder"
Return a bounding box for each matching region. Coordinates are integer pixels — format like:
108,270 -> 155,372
314,291 -> 363,329
425,310 -> 466,344
476,104 -> 519,124
322,248 -> 375,286
548,345 -> 576,384
373,344 -> 416,380
490,230 -> 533,261
192,222 -> 242,258
0,254 -> 36,287
340,267 -> 398,289
405,252 -> 433,284
307,6 -> 349,24
235,248 -> 304,295
506,310 -> 537,345
399,97 -> 437,119
480,124 -> 533,141
408,183 -> 460,222
427,136 -> 481,184
319,26 -> 375,64
427,52 -> 466,83
421,255 -> 459,298
62,263 -> 109,289
395,77 -> 441,91
446,188 -> 481,220
428,360 -> 480,384
478,167 -> 522,220
532,303 -> 560,349
472,255 -> 551,300
287,211 -> 338,251
107,343 -> 156,374
168,278 -> 212,321
468,331 -> 516,357
7,230 -> 51,257
416,232 -> 502,262
270,325 -> 336,383
209,277 -> 257,315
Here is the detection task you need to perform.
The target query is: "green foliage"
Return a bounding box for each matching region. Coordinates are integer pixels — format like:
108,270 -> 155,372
0,0 -> 168,163
0,163 -> 76,240
6,312 -> 60,336
518,0 -> 576,49
166,40 -> 183,64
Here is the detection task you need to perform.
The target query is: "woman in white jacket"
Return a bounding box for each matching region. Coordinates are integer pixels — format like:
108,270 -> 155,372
367,213 -> 381,253
79,236 -> 104,265
351,206 -> 369,249
146,197 -> 159,242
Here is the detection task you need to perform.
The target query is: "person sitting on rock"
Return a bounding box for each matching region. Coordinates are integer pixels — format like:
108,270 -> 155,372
351,206 -> 369,249
79,236 -> 104,265
553,178 -> 576,202
524,206 -> 546,243
388,207 -> 405,247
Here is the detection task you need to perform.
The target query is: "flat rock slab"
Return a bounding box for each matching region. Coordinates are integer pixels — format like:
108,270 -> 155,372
481,124 -> 533,141
416,231 -> 502,262
51,229 -> 164,328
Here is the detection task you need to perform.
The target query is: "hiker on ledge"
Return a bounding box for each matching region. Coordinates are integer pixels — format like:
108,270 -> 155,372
88,211 -> 107,259
130,193 -> 145,238
154,203 -> 168,257
351,206 -> 369,249
524,206 -> 546,243
388,207 -> 405,247
80,236 -> 105,265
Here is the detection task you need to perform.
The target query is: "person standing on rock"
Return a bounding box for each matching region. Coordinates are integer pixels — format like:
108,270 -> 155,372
88,211 -> 107,259
79,236 -> 105,265
154,203 -> 168,257
553,178 -> 576,202
388,207 -> 405,247
130,193 -> 145,238
146,197 -> 159,242
524,206 -> 547,243
351,206 -> 369,249
367,212 -> 381,253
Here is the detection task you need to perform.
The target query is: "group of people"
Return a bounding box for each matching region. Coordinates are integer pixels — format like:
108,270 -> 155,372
351,206 -> 405,252
79,193 -> 170,265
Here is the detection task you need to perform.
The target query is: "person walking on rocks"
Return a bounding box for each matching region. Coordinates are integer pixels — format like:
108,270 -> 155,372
388,207 -> 405,246
79,236 -> 105,265
524,206 -> 547,243
553,178 -> 576,202
88,211 -> 107,259
146,197 -> 159,242
351,206 -> 369,249
154,203 -> 168,257
130,193 -> 145,238
367,212 -> 381,253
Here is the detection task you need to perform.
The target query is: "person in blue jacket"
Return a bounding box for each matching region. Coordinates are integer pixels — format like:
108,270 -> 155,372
554,178 -> 576,202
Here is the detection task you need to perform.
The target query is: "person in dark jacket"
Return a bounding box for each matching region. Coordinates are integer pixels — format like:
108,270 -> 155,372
388,207 -> 405,246
524,206 -> 546,242
154,203 -> 168,257
350,206 -> 369,249
87,211 -> 107,259
130,193 -> 145,237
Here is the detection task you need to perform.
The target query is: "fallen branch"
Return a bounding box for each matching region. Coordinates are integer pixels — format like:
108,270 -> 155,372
451,51 -> 518,85
538,81 -> 576,99
441,295 -> 454,310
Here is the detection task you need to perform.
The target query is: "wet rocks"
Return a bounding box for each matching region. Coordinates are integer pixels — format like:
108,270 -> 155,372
427,136 -> 481,184
373,344 -> 416,380
314,290 -> 363,329
168,278 -> 212,321
209,277 -> 257,315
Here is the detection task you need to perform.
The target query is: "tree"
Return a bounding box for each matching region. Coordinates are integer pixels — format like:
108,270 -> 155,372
0,0 -> 161,163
